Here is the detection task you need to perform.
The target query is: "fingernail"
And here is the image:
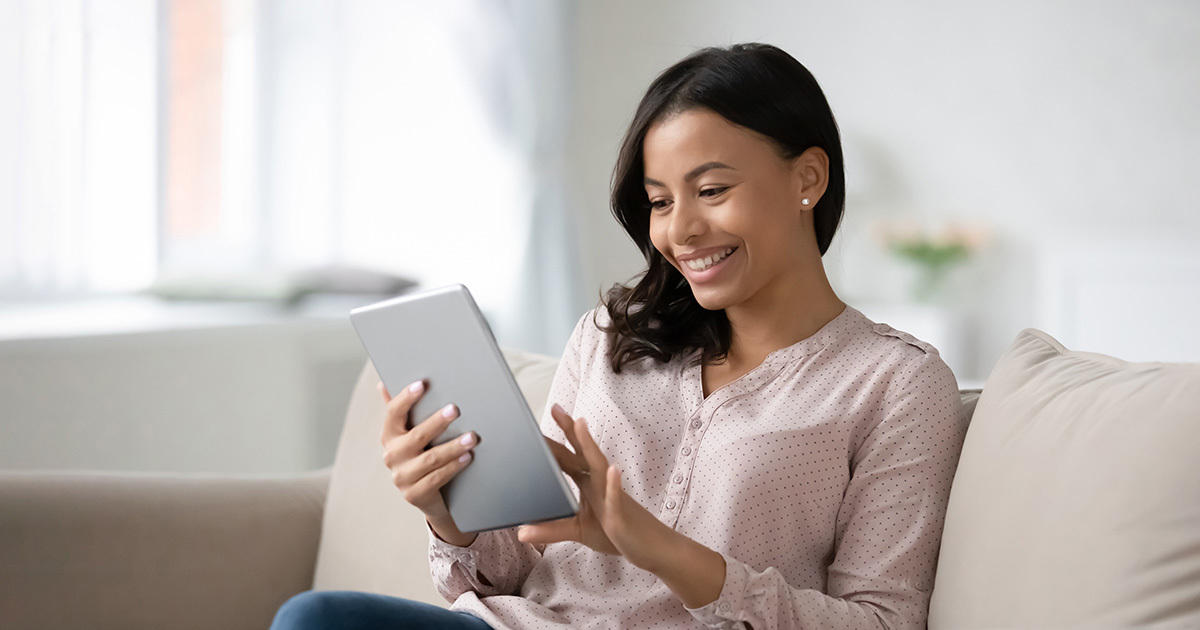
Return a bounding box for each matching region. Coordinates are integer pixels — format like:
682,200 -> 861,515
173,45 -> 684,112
408,381 -> 424,394
441,404 -> 457,418
552,403 -> 564,414
459,433 -> 475,447
458,452 -> 472,464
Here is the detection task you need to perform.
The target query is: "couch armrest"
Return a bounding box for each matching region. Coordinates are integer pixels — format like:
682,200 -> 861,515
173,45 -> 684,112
0,468 -> 329,630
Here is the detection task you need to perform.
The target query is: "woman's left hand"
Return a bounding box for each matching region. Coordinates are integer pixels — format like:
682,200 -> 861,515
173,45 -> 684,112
517,404 -> 676,573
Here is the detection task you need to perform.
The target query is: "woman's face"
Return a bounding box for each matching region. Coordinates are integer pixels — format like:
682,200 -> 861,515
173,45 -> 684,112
643,108 -> 822,313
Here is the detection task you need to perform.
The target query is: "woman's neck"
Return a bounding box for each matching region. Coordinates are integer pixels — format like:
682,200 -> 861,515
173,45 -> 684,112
721,261 -> 846,370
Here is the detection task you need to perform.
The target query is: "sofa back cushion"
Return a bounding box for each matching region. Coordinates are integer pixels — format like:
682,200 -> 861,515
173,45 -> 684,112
929,328 -> 1200,628
312,349 -> 559,604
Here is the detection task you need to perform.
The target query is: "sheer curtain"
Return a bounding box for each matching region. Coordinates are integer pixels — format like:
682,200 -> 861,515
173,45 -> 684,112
260,0 -> 584,352
440,0 -> 587,353
0,0 -> 158,297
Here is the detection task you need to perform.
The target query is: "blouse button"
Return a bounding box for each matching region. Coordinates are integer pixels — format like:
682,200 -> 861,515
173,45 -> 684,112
666,500 -> 677,509
718,601 -> 732,612
681,446 -> 692,456
673,475 -> 684,484
691,419 -> 703,430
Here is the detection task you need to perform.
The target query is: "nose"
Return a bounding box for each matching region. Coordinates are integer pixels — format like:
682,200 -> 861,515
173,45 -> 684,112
667,197 -> 707,246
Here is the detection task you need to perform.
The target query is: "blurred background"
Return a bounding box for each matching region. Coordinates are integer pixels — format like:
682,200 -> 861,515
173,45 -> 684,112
2,0 -> 1198,474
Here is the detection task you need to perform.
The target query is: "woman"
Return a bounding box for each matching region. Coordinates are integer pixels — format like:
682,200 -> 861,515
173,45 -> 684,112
274,42 -> 967,630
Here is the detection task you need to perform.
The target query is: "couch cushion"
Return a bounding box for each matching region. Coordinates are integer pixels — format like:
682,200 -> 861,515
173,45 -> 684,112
929,328 -> 1200,628
312,349 -> 559,605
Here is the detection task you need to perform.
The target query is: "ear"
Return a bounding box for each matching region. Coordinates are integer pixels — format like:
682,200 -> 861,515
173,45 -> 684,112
791,146 -> 830,210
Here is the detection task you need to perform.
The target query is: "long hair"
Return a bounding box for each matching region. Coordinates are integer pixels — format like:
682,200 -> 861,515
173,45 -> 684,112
600,43 -> 846,373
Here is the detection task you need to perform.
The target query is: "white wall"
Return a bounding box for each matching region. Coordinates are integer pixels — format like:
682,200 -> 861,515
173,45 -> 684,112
564,0 -> 1200,379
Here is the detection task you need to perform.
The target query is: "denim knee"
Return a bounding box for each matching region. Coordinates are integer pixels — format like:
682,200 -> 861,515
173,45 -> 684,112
271,590 -> 348,630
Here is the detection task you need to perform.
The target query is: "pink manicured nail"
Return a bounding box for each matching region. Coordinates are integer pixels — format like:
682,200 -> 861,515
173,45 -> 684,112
441,404 -> 457,418
459,433 -> 475,447
408,381 -> 424,394
458,452 -> 472,464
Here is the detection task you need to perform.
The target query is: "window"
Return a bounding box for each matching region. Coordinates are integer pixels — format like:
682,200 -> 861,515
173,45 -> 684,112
1,0 -> 581,352
0,0 -> 157,296
3,1 -> 527,303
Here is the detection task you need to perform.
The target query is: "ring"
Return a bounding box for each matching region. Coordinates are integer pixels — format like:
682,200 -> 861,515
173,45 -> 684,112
578,468 -> 591,476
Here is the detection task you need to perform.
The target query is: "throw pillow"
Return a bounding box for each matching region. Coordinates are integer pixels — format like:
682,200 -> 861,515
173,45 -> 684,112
929,328 -> 1200,628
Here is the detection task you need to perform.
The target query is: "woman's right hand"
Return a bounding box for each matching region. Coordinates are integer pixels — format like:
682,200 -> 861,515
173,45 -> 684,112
379,380 -> 478,547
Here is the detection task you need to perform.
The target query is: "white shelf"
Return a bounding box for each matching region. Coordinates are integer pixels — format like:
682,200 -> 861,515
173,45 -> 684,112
0,293 -> 382,474
0,293 -> 389,343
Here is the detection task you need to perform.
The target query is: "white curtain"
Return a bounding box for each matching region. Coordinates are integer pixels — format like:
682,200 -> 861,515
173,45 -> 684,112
0,0 -> 158,297
259,0 -> 585,353
448,0 -> 588,353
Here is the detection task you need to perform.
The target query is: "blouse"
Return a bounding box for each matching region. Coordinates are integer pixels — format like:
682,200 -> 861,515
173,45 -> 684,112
427,303 -> 967,629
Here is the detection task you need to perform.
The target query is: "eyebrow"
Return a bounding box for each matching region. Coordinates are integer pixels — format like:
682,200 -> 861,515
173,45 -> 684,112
644,161 -> 736,187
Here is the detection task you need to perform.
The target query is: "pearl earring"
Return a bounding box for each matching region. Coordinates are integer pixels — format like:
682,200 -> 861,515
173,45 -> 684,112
801,198 -> 811,206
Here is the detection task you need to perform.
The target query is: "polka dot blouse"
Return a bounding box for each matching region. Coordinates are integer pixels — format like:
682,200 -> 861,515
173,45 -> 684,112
428,303 -> 968,629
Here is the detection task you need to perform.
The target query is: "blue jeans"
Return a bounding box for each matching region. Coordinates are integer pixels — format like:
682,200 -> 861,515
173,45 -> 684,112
271,591 -> 495,630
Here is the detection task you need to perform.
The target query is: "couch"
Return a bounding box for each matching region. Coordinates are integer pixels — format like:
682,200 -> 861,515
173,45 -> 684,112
2,331 -> 1197,629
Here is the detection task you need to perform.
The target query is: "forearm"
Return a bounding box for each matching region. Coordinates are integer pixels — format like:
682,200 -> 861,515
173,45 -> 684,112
642,527 -> 900,629
694,555 -> 898,630
647,529 -> 726,609
428,515 -> 477,548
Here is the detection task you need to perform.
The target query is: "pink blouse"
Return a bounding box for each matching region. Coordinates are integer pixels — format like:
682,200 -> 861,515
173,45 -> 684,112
428,304 -> 967,629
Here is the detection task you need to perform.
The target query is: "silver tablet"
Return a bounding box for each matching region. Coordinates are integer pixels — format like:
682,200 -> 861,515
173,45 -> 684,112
349,284 -> 578,533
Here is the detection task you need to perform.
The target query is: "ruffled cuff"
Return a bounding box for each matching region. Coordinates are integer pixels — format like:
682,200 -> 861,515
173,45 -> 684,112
684,551 -> 754,629
427,522 -> 494,590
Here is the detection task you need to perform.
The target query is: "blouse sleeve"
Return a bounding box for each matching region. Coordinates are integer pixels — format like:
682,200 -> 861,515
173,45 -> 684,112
427,526 -> 542,601
685,352 -> 968,630
427,311 -> 592,603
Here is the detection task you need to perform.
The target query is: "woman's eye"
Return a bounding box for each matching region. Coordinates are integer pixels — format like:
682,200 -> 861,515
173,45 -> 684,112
699,186 -> 728,198
649,199 -> 672,211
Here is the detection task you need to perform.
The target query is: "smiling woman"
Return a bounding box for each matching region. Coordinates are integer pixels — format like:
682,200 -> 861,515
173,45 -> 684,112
603,45 -> 847,386
640,109 -> 843,396
273,42 -> 966,630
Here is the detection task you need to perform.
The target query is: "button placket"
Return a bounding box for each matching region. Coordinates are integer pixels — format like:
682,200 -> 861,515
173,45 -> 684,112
663,410 -> 705,523
662,446 -> 691,522
664,406 -> 717,523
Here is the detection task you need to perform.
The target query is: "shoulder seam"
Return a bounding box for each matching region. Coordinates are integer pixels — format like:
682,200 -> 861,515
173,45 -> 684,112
870,322 -> 939,357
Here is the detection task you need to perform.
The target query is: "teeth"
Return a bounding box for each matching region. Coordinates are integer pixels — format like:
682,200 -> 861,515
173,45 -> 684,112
684,247 -> 734,272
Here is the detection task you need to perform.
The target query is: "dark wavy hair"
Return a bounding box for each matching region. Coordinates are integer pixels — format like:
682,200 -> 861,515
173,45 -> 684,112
599,42 -> 846,373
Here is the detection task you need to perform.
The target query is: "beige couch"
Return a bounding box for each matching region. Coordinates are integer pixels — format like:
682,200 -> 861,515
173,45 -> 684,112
0,349 -> 556,630
2,332 -> 1197,629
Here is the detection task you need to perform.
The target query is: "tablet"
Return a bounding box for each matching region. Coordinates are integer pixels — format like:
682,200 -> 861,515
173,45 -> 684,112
349,284 -> 578,533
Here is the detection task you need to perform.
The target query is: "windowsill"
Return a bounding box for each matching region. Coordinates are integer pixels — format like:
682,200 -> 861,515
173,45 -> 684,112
0,293 -> 392,343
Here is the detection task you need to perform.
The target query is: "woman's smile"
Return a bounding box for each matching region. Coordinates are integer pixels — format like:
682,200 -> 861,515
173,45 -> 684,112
677,246 -> 738,281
